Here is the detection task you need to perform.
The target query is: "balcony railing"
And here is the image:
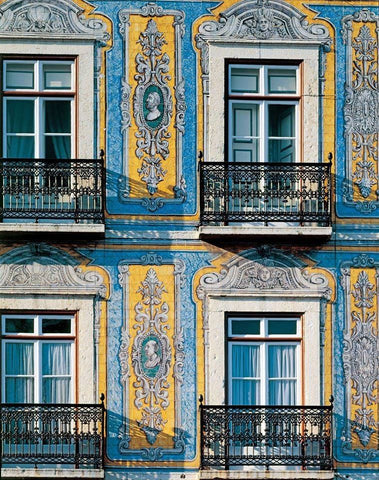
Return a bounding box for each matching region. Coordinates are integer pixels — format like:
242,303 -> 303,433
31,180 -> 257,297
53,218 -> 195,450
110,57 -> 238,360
200,162 -> 331,226
0,401 -> 105,468
0,158 -> 104,223
200,403 -> 333,470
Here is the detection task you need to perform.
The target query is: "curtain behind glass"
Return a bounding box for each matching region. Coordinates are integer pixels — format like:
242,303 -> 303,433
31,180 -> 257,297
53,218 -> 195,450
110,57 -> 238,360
6,100 -> 35,158
5,342 -> 34,403
44,101 -> 71,159
231,344 -> 260,405
268,345 -> 297,405
42,343 -> 71,403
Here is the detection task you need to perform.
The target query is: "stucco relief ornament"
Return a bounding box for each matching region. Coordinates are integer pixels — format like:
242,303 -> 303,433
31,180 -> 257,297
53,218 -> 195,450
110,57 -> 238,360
342,271 -> 378,448
131,268 -> 172,444
342,9 -> 379,211
133,19 -> 173,195
0,0 -> 109,42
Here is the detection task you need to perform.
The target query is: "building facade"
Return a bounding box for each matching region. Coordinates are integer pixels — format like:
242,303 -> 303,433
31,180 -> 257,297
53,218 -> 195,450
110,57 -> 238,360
0,1 -> 377,480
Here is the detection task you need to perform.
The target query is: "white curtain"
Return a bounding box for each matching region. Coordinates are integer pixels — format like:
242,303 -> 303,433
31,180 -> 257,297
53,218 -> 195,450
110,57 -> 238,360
268,345 -> 296,405
42,343 -> 71,403
231,344 -> 260,405
5,343 -> 34,403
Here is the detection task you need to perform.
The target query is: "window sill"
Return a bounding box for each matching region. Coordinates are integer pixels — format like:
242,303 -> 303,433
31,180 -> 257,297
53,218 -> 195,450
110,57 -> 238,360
1,469 -> 104,479
0,223 -> 105,235
199,225 -> 332,239
200,470 -> 334,480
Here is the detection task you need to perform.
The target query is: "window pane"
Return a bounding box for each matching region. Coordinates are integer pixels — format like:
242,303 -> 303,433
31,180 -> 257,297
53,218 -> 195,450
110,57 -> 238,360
232,143 -> 259,163
5,343 -> 34,375
42,378 -> 71,403
43,64 -> 72,90
269,139 -> 295,163
42,343 -> 71,375
42,318 -> 71,334
7,100 -> 34,133
6,378 -> 34,403
269,379 -> 296,405
6,63 -> 34,89
268,69 -> 296,93
6,136 -> 34,158
231,67 -> 259,93
268,319 -> 297,335
232,379 -> 260,404
232,344 -> 260,377
45,136 -> 71,159
231,319 -> 260,335
268,345 -> 296,378
44,101 -> 71,133
5,318 -> 34,333
268,105 -> 294,137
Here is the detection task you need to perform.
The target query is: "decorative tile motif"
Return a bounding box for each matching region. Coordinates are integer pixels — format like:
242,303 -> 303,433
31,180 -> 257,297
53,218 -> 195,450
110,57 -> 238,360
340,256 -> 378,462
342,9 -> 379,213
118,257 -> 186,460
118,3 -> 187,211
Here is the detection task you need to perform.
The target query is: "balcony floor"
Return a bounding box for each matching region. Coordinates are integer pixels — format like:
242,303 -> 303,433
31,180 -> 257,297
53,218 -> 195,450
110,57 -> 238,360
1,469 -> 104,479
199,225 -> 332,238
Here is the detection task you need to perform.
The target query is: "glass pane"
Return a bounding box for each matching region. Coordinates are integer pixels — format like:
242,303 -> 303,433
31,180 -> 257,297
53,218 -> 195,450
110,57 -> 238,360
6,63 -> 34,89
5,318 -> 34,333
232,344 -> 260,377
5,343 -> 34,375
268,69 -> 297,93
231,67 -> 259,93
233,104 -> 259,137
232,379 -> 260,404
6,136 -> 34,158
268,345 -> 297,378
268,319 -> 297,335
269,379 -> 296,405
42,318 -> 71,334
42,343 -> 71,375
6,378 -> 34,403
44,101 -> 71,133
42,378 -> 71,403
269,139 -> 295,163
7,100 -> 34,133
43,64 -> 72,89
231,319 -> 260,335
269,105 -> 295,137
45,136 -> 71,159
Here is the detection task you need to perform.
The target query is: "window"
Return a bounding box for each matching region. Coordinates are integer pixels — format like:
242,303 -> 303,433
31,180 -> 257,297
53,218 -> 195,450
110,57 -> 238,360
1,314 -> 75,403
3,59 -> 75,159
228,64 -> 299,164
228,315 -> 301,405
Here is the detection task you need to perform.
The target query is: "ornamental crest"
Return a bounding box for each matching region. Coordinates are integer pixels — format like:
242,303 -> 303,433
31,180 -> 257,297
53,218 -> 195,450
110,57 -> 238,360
133,19 -> 173,195
342,9 -> 379,211
131,268 -> 172,445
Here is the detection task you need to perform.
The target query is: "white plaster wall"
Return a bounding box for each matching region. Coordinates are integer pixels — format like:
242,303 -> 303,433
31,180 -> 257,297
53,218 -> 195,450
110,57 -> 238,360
0,295 -> 96,403
208,42 -> 320,163
0,39 -> 94,158
207,295 -> 321,406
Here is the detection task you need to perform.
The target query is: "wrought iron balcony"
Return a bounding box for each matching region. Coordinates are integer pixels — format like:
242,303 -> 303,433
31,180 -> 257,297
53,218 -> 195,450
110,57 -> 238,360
0,158 -> 104,224
0,402 -> 105,469
200,403 -> 333,470
200,162 -> 331,226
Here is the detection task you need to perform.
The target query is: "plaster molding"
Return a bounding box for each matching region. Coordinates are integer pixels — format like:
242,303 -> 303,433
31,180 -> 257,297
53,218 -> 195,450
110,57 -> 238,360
0,0 -> 110,42
0,244 -> 106,298
196,0 -> 331,78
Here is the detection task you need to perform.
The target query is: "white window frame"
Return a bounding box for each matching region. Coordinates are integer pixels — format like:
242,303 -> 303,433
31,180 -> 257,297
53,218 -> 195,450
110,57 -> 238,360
1,313 -> 75,404
227,316 -> 301,405
228,64 -> 300,164
2,59 -> 75,159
